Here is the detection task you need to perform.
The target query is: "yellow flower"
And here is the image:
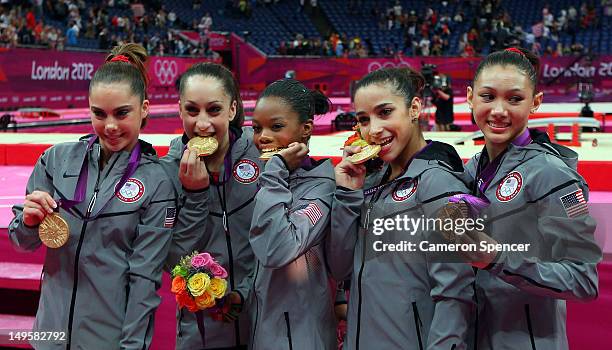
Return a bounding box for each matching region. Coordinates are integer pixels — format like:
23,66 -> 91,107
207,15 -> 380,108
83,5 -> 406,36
195,291 -> 216,309
187,272 -> 210,297
208,277 -> 227,299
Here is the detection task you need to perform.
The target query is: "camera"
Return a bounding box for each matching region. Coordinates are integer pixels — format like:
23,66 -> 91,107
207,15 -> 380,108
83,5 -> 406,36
421,63 -> 449,97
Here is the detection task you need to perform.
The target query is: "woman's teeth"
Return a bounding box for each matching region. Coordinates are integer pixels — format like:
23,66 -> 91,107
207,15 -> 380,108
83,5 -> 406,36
488,121 -> 510,128
377,137 -> 393,146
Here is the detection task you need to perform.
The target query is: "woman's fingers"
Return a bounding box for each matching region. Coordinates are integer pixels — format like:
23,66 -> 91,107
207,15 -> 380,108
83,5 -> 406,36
343,145 -> 362,158
26,191 -> 56,214
23,206 -> 46,222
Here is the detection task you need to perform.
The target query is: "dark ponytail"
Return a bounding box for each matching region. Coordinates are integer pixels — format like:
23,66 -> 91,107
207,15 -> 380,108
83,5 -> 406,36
90,43 -> 149,102
473,47 -> 540,93
258,78 -> 332,123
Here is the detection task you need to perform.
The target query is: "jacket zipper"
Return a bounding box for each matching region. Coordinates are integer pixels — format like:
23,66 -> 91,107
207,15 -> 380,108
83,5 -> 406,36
177,309 -> 183,338
250,262 -> 260,349
284,312 -> 294,350
355,199 -> 376,350
525,304 -> 537,350
66,164 -> 101,350
215,184 -> 240,346
411,302 -> 424,350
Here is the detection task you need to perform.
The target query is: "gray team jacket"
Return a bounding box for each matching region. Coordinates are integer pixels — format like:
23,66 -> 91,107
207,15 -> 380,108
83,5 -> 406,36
8,136 -> 176,350
328,141 -> 475,350
464,129 -> 602,350
249,156 -> 337,350
161,127 -> 262,349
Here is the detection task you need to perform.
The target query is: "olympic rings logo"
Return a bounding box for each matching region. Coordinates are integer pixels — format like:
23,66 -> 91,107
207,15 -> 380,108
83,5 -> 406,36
154,60 -> 178,85
367,59 -> 412,73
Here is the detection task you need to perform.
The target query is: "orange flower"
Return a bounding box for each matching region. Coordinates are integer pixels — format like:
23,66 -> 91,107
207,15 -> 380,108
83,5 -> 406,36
171,276 -> 187,294
195,292 -> 216,309
176,290 -> 196,311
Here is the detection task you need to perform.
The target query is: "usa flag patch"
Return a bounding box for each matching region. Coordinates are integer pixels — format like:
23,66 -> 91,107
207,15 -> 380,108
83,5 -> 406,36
295,202 -> 323,226
164,207 -> 176,228
560,189 -> 589,218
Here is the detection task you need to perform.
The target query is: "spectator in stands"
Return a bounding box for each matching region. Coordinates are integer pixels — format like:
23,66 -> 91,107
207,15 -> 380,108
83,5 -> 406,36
66,20 -> 78,46
200,12 -> 213,32
335,39 -> 344,57
419,35 -> 431,56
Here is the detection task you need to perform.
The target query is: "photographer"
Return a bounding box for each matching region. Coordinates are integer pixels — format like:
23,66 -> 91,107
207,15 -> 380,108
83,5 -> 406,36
431,74 -> 454,131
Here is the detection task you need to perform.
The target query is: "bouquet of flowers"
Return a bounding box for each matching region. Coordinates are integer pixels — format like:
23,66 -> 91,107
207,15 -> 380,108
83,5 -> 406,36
170,251 -> 229,314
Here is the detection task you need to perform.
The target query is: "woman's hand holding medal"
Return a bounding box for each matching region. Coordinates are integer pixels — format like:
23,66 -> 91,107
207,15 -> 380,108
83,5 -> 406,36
180,147 -> 211,191
277,142 -> 309,171
23,190 -> 57,227
335,145 -> 367,190
24,190 -> 70,248
435,200 -> 498,269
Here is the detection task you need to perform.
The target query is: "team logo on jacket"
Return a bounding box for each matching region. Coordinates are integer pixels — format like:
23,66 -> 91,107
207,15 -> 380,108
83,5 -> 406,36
496,171 -> 523,202
116,178 -> 145,203
392,179 -> 418,202
233,159 -> 259,184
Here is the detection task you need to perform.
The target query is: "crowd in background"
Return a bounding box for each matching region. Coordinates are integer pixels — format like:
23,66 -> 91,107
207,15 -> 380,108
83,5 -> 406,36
277,0 -> 611,57
0,0 -> 219,59
1,0 -> 611,58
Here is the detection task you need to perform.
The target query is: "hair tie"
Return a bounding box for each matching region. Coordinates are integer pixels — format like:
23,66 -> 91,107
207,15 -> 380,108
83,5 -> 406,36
505,48 -> 525,57
110,54 -> 130,63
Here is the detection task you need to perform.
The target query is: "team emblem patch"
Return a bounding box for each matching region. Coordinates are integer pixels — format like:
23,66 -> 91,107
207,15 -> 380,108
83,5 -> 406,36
496,171 -> 523,202
233,159 -> 260,184
116,178 -> 145,203
392,179 -> 418,202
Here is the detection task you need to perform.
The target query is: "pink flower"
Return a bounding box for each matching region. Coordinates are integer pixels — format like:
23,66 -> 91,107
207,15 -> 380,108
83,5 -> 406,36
191,252 -> 213,269
209,262 -> 228,279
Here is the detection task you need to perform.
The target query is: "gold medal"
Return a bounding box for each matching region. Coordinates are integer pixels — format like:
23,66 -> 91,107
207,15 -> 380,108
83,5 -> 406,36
187,136 -> 219,157
259,148 -> 287,160
39,212 -> 69,248
435,202 -> 469,241
347,145 -> 381,164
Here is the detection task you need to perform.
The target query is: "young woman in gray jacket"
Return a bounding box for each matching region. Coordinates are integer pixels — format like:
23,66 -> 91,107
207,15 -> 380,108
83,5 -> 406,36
329,67 -> 475,350
161,63 -> 262,349
248,79 -> 337,350
463,47 -> 602,350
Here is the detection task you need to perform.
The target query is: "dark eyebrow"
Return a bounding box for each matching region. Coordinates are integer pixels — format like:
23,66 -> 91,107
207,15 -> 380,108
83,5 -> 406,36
185,100 -> 222,105
356,102 -> 392,116
114,105 -> 132,112
479,86 -> 524,93
90,105 -> 132,113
